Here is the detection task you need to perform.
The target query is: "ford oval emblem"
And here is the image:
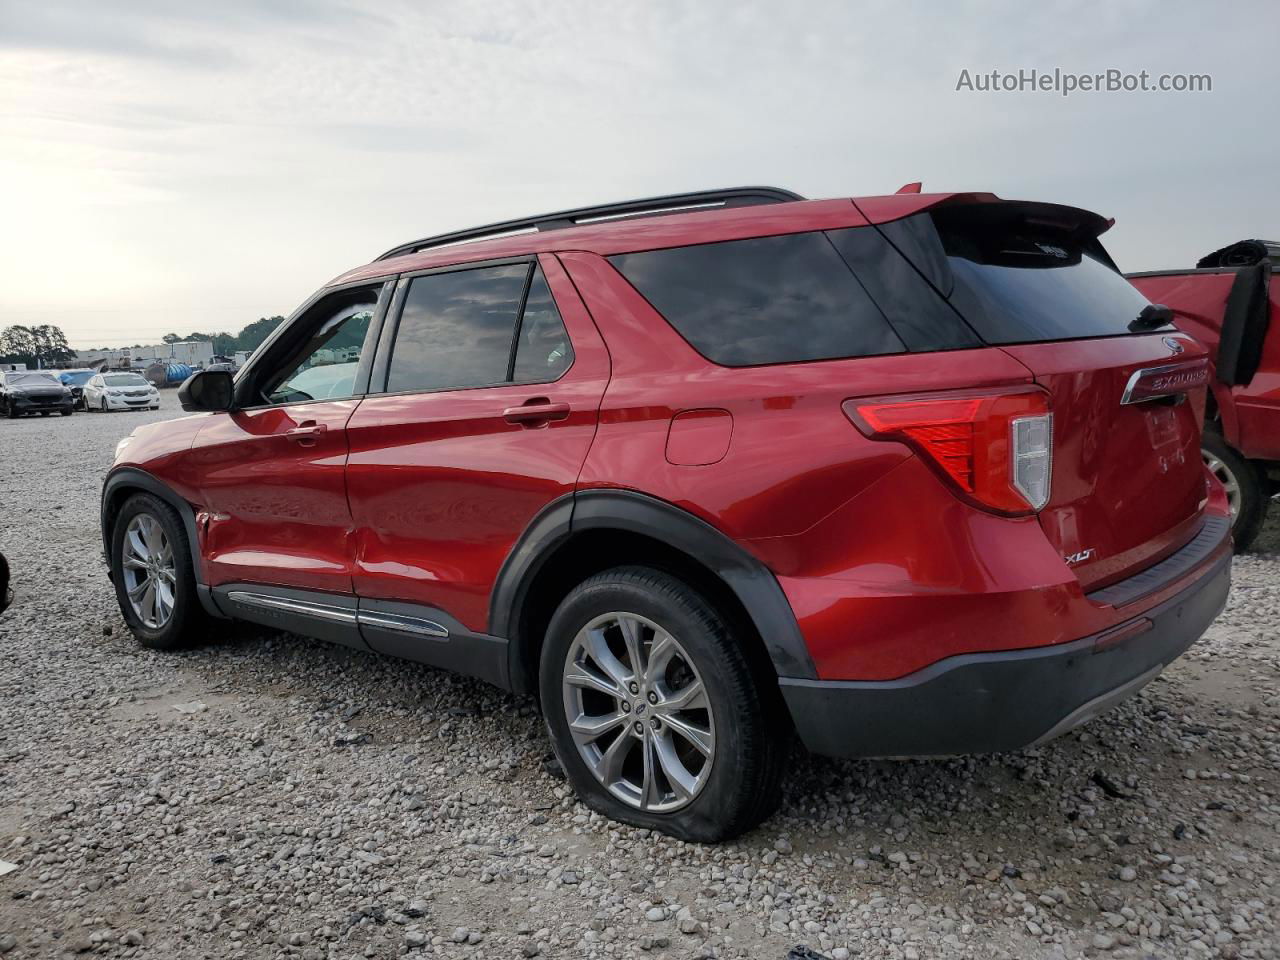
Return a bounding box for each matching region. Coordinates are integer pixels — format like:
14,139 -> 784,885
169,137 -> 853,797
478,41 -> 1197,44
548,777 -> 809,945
1163,336 -> 1185,355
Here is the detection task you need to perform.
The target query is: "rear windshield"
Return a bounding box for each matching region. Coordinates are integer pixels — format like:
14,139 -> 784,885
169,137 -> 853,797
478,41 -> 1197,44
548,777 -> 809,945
931,209 -> 1161,344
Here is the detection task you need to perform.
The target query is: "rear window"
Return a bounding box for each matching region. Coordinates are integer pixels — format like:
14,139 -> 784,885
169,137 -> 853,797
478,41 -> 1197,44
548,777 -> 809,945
609,233 -> 905,366
931,208 -> 1159,344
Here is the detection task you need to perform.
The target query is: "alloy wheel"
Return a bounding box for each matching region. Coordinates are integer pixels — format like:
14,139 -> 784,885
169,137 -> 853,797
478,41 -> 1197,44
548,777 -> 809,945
1202,450 -> 1241,521
561,612 -> 715,813
120,513 -> 177,629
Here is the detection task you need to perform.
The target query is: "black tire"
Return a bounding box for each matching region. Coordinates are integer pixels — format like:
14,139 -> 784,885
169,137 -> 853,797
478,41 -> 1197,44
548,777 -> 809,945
60,408 -> 72,417
39,411 -> 50,417
5,402 -> 17,419
110,493 -> 214,649
539,566 -> 788,842
100,397 -> 109,413
1203,430 -> 1268,552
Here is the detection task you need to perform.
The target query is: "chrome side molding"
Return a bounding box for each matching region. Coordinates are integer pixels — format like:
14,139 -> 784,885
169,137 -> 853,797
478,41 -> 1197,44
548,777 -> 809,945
356,609 -> 449,640
226,591 -> 358,624
224,591 -> 450,640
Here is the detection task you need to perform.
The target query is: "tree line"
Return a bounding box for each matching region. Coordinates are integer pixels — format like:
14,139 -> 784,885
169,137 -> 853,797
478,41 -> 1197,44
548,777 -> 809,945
0,325 -> 74,368
0,317 -> 286,368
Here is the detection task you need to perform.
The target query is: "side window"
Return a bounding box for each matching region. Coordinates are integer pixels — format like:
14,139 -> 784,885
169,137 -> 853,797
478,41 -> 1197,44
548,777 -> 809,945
259,288 -> 379,405
387,264 -> 527,394
512,267 -> 573,382
827,225 -> 980,352
609,232 -> 905,366
385,262 -> 573,394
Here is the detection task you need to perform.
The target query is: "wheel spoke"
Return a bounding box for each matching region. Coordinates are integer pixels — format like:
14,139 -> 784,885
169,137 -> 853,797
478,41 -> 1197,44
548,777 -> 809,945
127,528 -> 150,562
652,732 -> 697,800
581,626 -> 631,688
156,579 -> 175,620
127,577 -> 150,601
122,555 -> 148,570
569,711 -> 627,746
640,732 -> 661,810
139,516 -> 162,556
617,616 -> 646,680
138,581 -> 157,623
646,632 -> 677,677
659,678 -> 707,713
661,712 -> 714,757
564,661 -> 621,698
595,729 -> 633,784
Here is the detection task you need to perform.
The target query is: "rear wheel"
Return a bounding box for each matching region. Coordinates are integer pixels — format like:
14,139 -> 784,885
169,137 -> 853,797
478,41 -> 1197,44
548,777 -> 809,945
539,566 -> 787,841
1203,430 -> 1267,552
110,493 -> 214,649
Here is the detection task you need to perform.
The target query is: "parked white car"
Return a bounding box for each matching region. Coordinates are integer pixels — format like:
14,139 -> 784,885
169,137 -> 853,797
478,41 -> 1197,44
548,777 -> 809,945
83,372 -> 161,412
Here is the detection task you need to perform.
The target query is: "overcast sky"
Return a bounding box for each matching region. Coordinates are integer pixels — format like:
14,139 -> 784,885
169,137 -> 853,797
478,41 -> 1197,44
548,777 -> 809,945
2,0 -> 1276,348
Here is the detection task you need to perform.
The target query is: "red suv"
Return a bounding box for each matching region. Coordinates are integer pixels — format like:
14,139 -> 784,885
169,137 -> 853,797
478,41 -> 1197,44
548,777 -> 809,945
102,187 -> 1232,840
1128,240 -> 1279,550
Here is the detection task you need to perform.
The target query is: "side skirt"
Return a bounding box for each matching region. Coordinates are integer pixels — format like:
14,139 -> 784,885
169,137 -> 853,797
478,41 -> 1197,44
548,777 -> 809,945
211,584 -> 510,689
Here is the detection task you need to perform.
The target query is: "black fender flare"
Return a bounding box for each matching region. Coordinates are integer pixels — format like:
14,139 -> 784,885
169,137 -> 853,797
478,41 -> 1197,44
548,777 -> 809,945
490,489 -> 816,692
100,467 -> 223,618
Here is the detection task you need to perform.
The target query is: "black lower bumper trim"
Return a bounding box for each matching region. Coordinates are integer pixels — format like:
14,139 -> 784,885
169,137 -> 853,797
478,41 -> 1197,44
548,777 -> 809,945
780,550 -> 1231,759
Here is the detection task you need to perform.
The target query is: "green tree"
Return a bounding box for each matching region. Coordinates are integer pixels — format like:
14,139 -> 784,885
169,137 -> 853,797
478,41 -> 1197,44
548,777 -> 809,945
0,324 -> 74,367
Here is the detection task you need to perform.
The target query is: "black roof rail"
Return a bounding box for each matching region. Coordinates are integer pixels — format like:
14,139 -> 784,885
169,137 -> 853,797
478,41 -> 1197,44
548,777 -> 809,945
375,186 -> 805,261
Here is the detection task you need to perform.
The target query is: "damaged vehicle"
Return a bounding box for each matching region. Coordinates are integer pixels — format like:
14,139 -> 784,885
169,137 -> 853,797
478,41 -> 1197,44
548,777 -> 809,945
102,186 -> 1231,840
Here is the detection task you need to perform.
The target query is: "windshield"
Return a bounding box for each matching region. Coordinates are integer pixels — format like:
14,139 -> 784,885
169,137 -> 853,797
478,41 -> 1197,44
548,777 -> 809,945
59,371 -> 94,386
4,372 -> 59,386
104,374 -> 149,387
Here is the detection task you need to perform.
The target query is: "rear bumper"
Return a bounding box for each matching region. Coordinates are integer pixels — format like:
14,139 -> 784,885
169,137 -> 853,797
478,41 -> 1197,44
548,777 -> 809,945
780,548 -> 1230,758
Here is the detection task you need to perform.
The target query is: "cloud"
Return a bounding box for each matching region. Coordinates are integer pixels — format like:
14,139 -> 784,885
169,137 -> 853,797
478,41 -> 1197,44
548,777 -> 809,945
0,0 -> 1276,346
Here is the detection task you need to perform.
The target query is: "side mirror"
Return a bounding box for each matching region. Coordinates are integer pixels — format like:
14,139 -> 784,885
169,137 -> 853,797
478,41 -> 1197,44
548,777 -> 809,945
178,370 -> 234,412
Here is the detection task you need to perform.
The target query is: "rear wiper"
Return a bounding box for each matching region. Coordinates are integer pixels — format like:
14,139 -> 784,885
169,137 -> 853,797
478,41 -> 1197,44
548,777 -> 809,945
1129,303 -> 1174,331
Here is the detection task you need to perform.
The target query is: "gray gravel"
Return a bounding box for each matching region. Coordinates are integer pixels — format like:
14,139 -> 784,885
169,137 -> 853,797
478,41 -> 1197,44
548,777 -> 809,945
1,405 -> 1278,959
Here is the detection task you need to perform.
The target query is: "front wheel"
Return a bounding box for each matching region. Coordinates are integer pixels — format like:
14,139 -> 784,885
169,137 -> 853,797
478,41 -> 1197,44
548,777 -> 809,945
110,493 -> 213,649
100,397 -> 109,413
60,408 -> 73,417
1203,431 -> 1268,552
540,566 -> 788,842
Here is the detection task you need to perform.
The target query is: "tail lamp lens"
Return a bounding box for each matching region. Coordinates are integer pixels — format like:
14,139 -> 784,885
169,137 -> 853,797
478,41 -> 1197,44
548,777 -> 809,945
843,389 -> 1052,515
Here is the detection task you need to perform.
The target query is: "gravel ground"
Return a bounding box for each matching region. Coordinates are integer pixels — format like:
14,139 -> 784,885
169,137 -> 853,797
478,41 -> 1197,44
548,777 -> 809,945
0,405 -> 1277,960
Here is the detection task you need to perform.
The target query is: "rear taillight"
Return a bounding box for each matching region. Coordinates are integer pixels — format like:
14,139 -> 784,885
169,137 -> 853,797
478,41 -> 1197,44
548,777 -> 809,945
843,388 -> 1052,515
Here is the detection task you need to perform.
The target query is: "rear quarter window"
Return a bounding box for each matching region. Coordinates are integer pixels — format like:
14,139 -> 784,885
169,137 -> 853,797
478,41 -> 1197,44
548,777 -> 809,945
609,232 -> 905,366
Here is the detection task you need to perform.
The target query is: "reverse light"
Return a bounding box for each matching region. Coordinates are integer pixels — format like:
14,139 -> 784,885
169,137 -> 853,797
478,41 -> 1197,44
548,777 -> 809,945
843,388 -> 1053,515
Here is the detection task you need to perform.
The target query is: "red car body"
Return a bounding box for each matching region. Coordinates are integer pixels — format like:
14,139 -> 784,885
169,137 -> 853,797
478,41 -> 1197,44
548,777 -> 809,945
103,188 -> 1231,760
1129,241 -> 1279,548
